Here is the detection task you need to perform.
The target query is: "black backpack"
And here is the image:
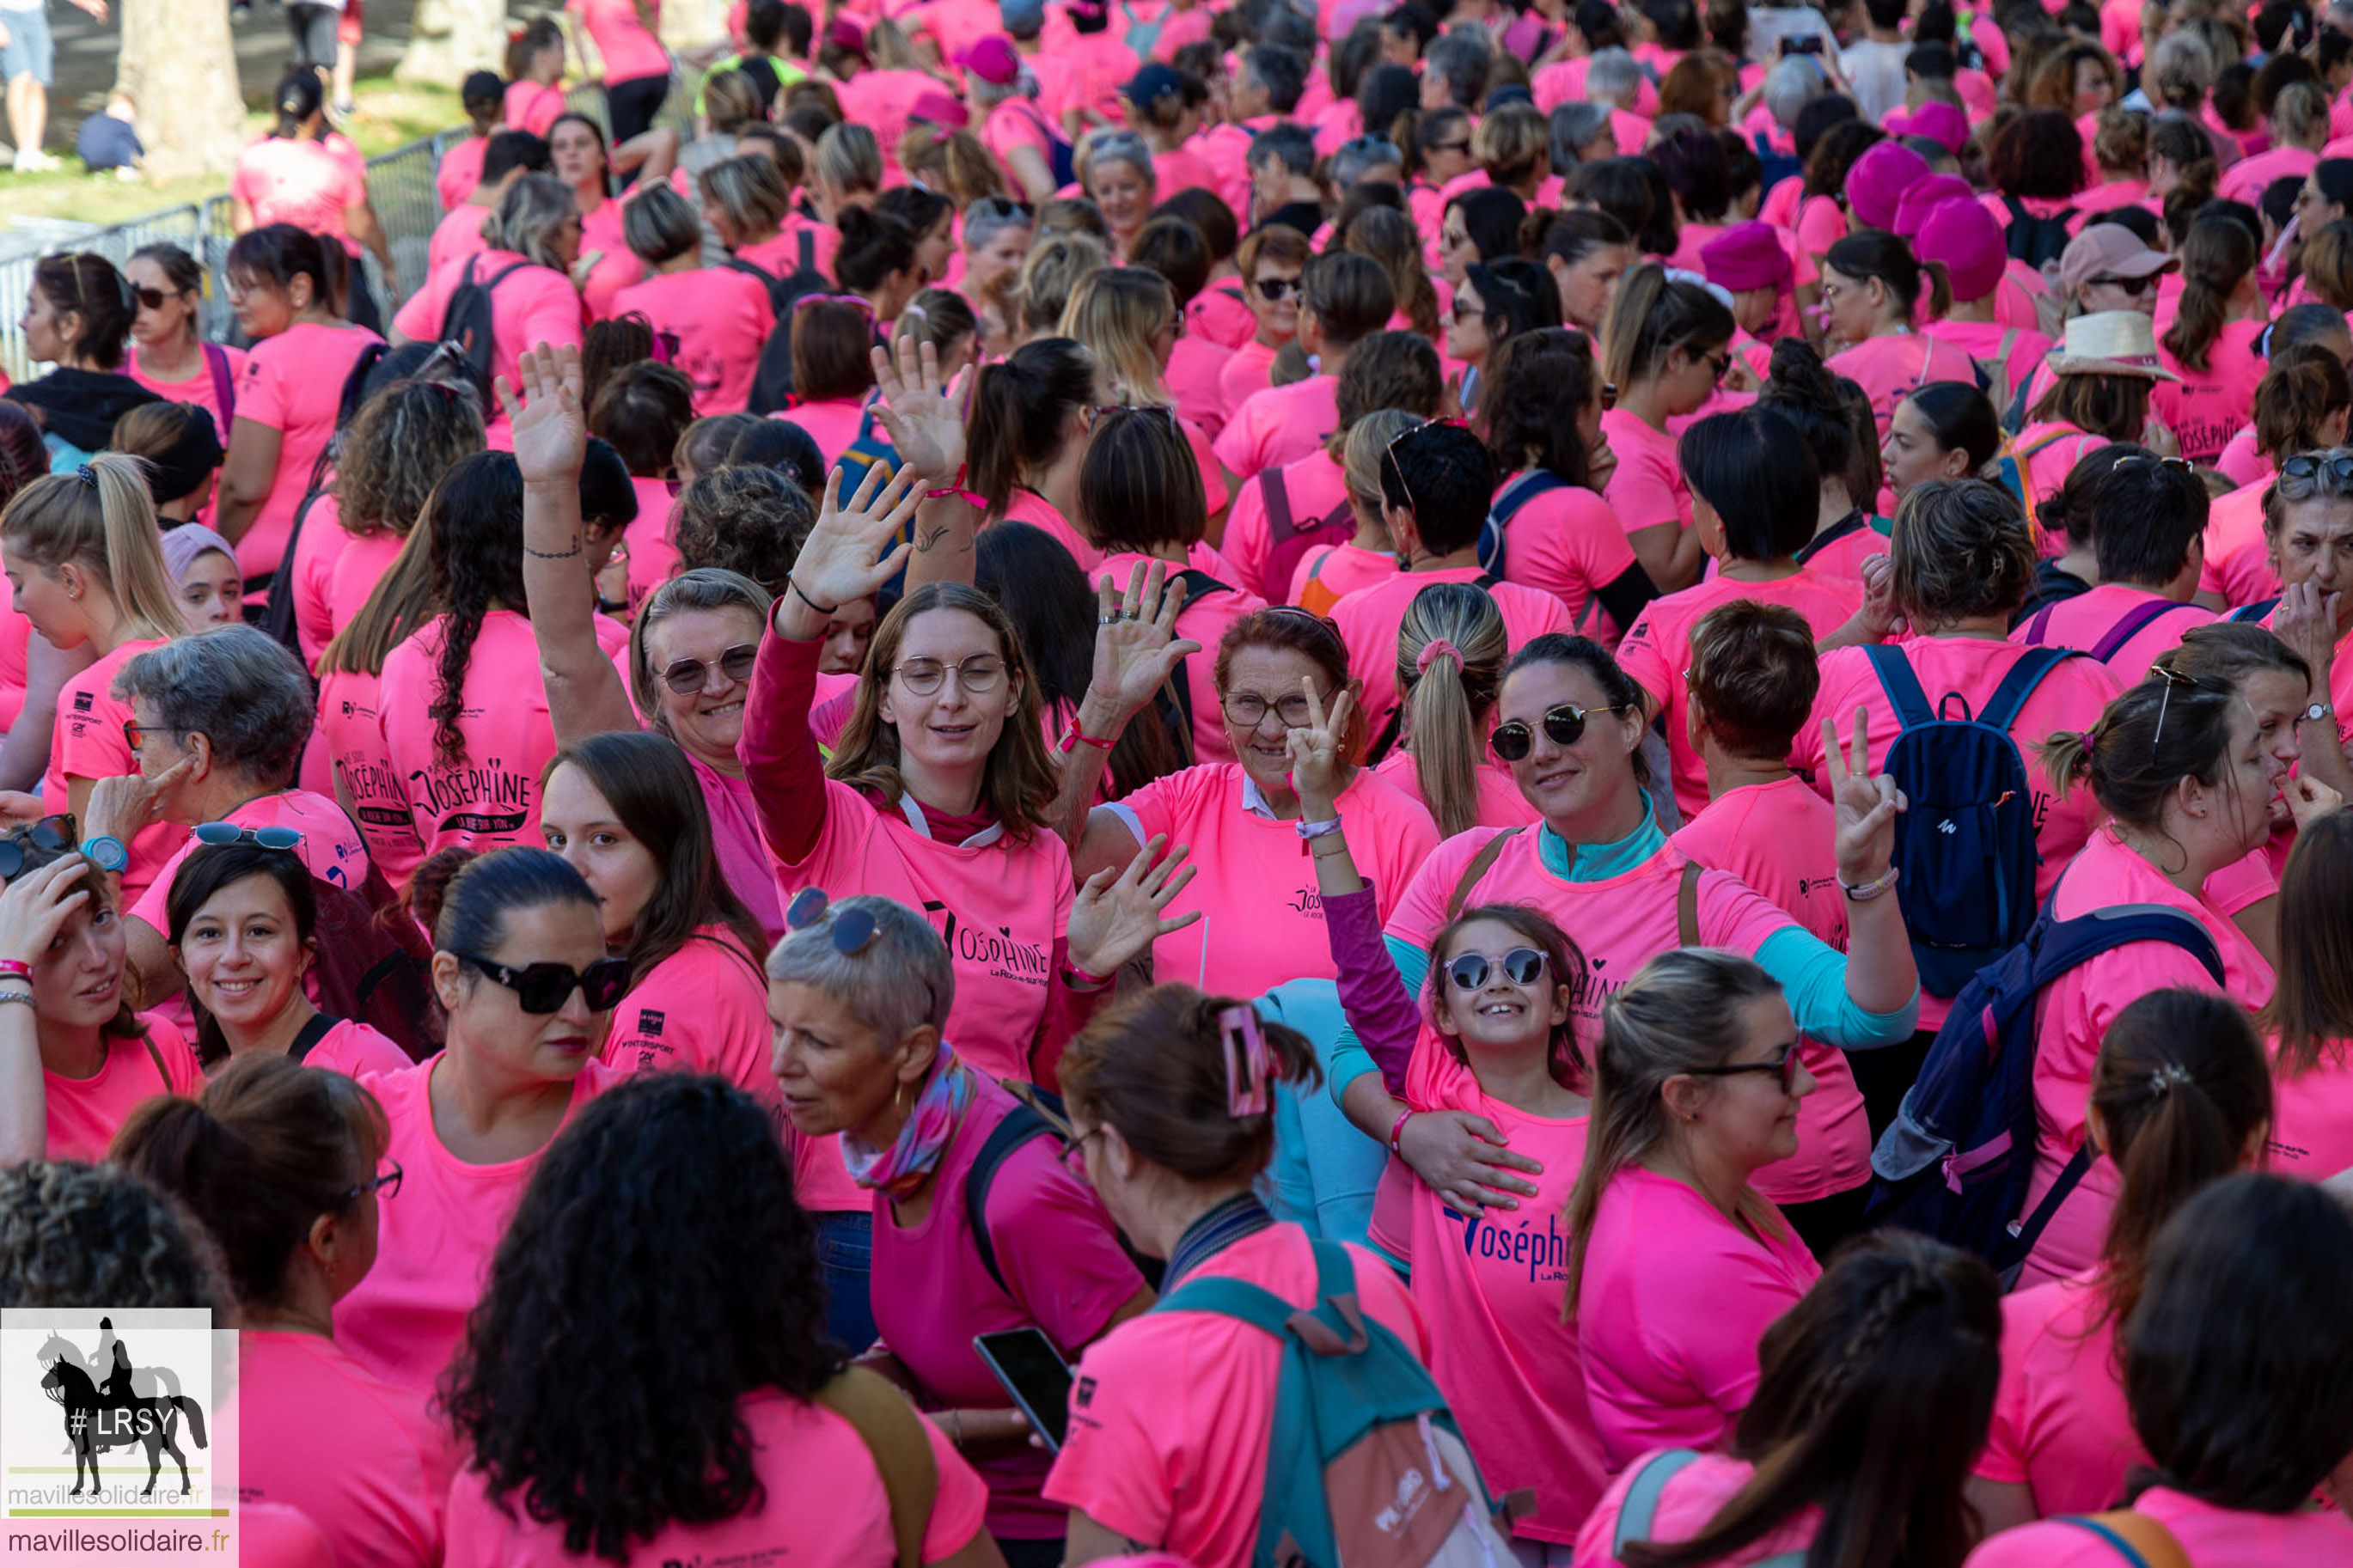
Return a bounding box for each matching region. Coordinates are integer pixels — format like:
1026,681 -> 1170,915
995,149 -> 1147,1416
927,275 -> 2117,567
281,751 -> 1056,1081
253,341 -> 394,648
2002,195 -> 2077,268
746,230 -> 853,413
437,255 -> 534,386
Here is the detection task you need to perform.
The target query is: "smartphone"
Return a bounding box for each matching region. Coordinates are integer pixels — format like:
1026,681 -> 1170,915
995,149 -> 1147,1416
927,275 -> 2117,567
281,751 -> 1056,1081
1781,34 -> 1824,54
972,1328 -> 1075,1454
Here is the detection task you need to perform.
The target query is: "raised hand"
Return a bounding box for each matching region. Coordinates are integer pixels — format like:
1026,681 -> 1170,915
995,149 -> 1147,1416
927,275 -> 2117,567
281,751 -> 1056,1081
782,464 -> 923,631
1283,677 -> 1354,819
1824,705 -> 1904,886
1066,833 -> 1203,978
0,855 -> 94,967
495,341 -> 589,488
1089,560 -> 1203,722
870,335 -> 972,485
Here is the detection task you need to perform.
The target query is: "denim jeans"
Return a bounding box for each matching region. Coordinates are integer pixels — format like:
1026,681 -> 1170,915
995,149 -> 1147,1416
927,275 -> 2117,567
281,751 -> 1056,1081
812,1209 -> 877,1352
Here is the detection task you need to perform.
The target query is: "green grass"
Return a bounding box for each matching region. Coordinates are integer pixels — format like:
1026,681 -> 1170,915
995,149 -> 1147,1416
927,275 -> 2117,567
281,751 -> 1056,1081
0,74 -> 465,229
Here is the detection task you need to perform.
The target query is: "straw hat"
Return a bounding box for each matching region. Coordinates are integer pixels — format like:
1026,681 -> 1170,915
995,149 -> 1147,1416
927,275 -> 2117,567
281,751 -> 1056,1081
2048,309 -> 2181,381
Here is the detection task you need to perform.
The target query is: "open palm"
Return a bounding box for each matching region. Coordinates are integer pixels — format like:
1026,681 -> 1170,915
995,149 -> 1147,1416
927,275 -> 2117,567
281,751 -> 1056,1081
496,341 -> 588,488
871,337 -> 972,485
1093,561 -> 1203,719
795,464 -> 926,610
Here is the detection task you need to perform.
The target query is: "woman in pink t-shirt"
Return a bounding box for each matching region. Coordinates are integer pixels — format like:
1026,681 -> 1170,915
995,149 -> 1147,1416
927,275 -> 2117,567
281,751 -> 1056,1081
5,457 -> 193,906
443,1069 -> 997,1568
1819,231 -> 1983,442
1576,1231 -> 2000,1568
1883,383 -> 2004,519
2255,811 -> 2353,1182
124,245 -> 248,497
966,340 -> 1100,565
1964,1174 -> 2353,1568
333,847 -> 625,1394
1060,268 -> 1237,524
1377,583 -> 1543,835
770,896 -> 1159,1564
0,843 -> 199,1167
230,69 -> 395,323
391,173 -> 587,403
549,113 -> 662,322
113,1055 -> 450,1568
611,186 -> 773,418
1598,265 -> 1735,591
1969,989 -> 2273,1536
217,226 -> 385,593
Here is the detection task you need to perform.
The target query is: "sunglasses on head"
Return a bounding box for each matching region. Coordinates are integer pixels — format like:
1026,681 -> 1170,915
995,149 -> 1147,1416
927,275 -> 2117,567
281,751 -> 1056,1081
786,887 -> 883,954
1686,1042 -> 1804,1095
1489,703 -> 1629,761
193,821 -> 303,850
0,815 -> 76,880
1445,947 -> 1547,991
456,951 -> 633,1013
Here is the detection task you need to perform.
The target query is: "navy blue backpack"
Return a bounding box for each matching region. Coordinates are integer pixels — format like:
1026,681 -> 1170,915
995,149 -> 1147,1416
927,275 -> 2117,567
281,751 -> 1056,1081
1478,468 -> 1563,580
1864,643 -> 2079,998
1866,894 -> 2224,1278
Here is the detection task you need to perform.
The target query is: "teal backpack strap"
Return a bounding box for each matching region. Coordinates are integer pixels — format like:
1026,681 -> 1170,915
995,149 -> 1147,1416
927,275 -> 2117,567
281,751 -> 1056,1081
1612,1449 -> 1705,1557
1152,1272 -> 1299,1336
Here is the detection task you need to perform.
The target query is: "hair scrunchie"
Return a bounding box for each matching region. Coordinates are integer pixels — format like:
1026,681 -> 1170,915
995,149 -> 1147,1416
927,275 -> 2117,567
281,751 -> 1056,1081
1416,637 -> 1463,674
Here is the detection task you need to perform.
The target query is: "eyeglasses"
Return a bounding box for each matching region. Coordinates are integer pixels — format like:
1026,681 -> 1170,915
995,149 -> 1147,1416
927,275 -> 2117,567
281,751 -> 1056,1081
786,887 -> 881,954
1701,348 -> 1730,384
193,821 -> 303,851
343,1161 -> 403,1206
0,815 -> 76,879
1444,947 -> 1547,991
455,951 -> 634,1013
1490,702 -> 1631,761
891,654 -> 1006,695
1428,139 -> 1471,156
1220,687 -> 1325,728
1253,274 -> 1300,302
660,643 -> 758,696
1685,1042 -> 1804,1095
132,284 -> 175,311
122,719 -> 185,752
2084,273 -> 2160,296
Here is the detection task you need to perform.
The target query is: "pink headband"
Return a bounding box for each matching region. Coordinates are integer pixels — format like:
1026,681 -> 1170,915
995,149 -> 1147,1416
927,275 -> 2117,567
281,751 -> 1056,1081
1416,638 -> 1462,674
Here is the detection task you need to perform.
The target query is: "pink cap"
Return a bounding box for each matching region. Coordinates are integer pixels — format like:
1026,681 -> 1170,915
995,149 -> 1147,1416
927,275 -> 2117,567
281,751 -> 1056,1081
1844,140 -> 1932,230
954,34 -> 1021,86
908,88 -> 970,128
1886,100 -> 1969,154
825,15 -> 868,56
1699,220 -> 1792,292
1914,197 -> 2007,302
1892,173 -> 1972,239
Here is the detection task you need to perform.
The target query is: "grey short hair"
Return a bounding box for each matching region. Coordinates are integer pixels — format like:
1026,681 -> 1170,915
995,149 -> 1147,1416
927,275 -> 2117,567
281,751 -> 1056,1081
1330,134 -> 1403,189
963,196 -> 1033,252
113,625 -> 315,784
1424,30 -> 1490,107
1078,129 -> 1155,193
621,182 -> 701,265
1586,46 -> 1641,104
1764,57 -> 1825,129
485,172 -> 578,270
1549,101 -> 1613,168
766,895 -> 956,1044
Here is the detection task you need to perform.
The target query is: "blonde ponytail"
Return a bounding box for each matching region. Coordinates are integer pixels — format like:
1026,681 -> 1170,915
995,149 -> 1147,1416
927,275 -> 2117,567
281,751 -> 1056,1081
1397,583 -> 1507,839
0,454 -> 188,644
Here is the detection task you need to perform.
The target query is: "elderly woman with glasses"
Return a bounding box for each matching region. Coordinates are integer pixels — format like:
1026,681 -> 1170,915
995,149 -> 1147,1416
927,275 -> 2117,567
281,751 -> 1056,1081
79,625 -> 370,1010
768,893 -> 1155,1568
2252,448 -> 2353,748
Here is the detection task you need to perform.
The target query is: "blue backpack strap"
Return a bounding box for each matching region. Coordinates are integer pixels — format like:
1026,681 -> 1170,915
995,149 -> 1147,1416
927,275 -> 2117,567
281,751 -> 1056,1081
1863,643 -> 1936,731
2228,595 -> 2281,624
2053,1516 -> 2156,1568
1977,644 -> 2075,733
1611,1449 -> 1705,1557
1307,1235 -> 1358,1304
1152,1272 -> 1301,1335
1491,468 -> 1568,525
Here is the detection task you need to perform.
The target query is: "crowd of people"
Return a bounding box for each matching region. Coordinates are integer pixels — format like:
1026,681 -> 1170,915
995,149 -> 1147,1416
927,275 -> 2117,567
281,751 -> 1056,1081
5,0 -> 2353,1562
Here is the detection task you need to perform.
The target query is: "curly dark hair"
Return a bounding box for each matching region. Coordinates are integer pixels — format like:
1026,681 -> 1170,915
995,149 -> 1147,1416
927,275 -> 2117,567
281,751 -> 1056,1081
442,1074 -> 840,1562
0,1162 -> 225,1311
669,465 -> 815,598
425,451 -> 529,770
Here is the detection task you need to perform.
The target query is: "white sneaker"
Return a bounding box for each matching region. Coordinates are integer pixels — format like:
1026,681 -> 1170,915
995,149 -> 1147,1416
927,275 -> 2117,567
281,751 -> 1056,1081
15,149 -> 58,172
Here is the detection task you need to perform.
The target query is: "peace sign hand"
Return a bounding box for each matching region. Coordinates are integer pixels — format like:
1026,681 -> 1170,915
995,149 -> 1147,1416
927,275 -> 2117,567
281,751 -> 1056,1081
1824,705 -> 1904,886
1090,560 -> 1203,722
870,335 -> 973,486
1283,676 -> 1354,820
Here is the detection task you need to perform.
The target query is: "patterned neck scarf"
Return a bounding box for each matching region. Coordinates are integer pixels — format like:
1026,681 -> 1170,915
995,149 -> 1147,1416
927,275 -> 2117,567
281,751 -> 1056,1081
841,1044 -> 975,1200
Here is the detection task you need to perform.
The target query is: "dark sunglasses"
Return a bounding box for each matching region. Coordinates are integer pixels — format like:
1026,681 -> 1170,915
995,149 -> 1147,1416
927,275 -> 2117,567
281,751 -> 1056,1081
1428,139 -> 1471,156
1687,1042 -> 1804,1094
785,886 -> 879,954
1254,275 -> 1299,301
455,951 -> 633,1013
1489,703 -> 1631,762
2084,272 -> 2159,296
1445,947 -> 1547,991
660,643 -> 759,696
132,284 -> 176,311
0,815 -> 76,879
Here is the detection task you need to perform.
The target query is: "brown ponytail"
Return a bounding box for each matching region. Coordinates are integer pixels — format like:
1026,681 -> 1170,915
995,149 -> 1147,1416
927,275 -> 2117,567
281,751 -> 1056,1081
2160,213 -> 2258,373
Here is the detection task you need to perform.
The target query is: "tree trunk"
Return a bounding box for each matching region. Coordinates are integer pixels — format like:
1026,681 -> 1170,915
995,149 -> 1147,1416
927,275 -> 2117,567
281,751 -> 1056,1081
660,0 -> 724,54
396,0 -> 509,85
115,0 -> 244,180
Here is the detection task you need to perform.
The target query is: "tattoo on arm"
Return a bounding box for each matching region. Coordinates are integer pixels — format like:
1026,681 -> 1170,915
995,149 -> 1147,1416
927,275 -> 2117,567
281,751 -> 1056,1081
525,534 -> 584,560
917,523 -> 952,552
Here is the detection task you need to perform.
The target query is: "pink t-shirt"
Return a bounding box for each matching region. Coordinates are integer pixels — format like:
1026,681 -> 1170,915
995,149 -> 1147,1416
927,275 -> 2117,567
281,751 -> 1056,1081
46,637 -> 187,910
1092,550 -> 1268,764
574,194 -> 647,321
1370,746 -> 1540,833
1598,408 -> 1691,540
325,527 -> 406,649
1922,318 -> 2053,409
780,394 -> 872,472
425,200 -> 492,278
391,249 -> 585,407
1671,778 -> 1872,1207
2211,425 -> 2267,491
376,609 -> 633,863
871,1071 -> 1144,1540
2217,143 -> 2316,207
979,97 -> 1054,190
1106,762 -> 1439,999
997,488 -> 1095,570
1579,1166 -> 1821,1472
1291,542 -> 1397,611
43,1019 -> 199,1163
1219,449 -> 1348,602
1213,374 -> 1339,480
1389,831 -> 1796,1061
303,1018 -> 416,1077
2011,581 -> 2217,683
232,136 -> 367,247
568,0 -> 669,80
287,491 -> 349,671
688,749 -> 784,942
316,666 -> 421,888
1495,474 -> 1641,644
2154,318 -> 2270,465
1329,566 -> 1580,738
1165,334 -> 1231,439
2013,419 -> 2109,509
1961,1486 -> 2353,1566
601,925 -> 775,1107
236,321 -> 386,582
1617,568 -> 1866,820
1367,1034 -> 1606,1540
2016,829 -> 2274,1290
131,788 -> 370,937
240,1329 -> 453,1568
445,1388 -> 990,1566
435,134 -> 487,216
1572,1451 -> 1819,1568
501,79 -> 569,139
610,266 -> 772,416
1826,332 -> 1984,439
333,1056 -> 618,1396
1975,1271 -> 2142,1518
2201,479 -> 2277,601
127,343 -> 248,479
2267,1045 -> 2353,1181
1214,338 -> 1280,418
1188,284 -> 1256,351
1045,1223 -> 1429,1567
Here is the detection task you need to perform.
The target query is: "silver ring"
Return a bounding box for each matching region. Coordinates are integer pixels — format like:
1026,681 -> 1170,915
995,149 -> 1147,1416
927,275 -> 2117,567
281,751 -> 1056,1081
1126,606 -> 1145,620
1098,613 -> 1115,625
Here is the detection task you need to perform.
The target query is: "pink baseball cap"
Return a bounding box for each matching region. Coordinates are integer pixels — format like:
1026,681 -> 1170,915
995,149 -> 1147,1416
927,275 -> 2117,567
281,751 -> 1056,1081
1914,198 -> 2006,303
909,88 -> 970,128
1700,221 -> 1792,292
1892,173 -> 1972,239
1844,140 -> 1932,231
1886,100 -> 1969,155
954,34 -> 1021,86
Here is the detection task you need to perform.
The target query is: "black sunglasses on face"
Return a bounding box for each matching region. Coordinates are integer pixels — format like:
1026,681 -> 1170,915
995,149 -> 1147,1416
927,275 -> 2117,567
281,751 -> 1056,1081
1686,1042 -> 1805,1095
456,952 -> 633,1013
1254,275 -> 1299,301
1489,703 -> 1629,761
1445,947 -> 1547,991
0,815 -> 76,879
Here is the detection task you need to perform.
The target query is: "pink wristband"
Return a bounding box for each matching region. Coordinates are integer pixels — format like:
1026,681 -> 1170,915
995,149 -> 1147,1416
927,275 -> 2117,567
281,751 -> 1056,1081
1388,1109 -> 1413,1156
924,486 -> 987,509
0,960 -> 30,980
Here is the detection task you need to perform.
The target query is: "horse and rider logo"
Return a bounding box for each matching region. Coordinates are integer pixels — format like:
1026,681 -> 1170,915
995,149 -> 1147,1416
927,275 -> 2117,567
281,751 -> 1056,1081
34,1318 -> 208,1498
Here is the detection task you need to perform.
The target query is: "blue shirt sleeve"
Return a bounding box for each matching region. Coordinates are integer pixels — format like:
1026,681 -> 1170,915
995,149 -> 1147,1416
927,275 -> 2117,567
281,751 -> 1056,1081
1753,924 -> 1920,1047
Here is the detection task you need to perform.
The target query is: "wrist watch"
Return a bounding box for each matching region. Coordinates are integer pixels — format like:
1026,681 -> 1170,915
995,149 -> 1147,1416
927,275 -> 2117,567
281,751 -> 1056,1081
2307,699 -> 2335,727
78,835 -> 128,873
